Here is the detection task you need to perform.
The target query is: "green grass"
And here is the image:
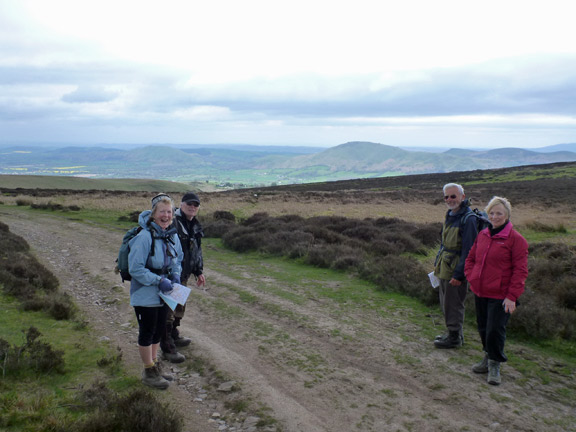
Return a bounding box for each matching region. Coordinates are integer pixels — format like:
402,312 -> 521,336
0,294 -> 138,431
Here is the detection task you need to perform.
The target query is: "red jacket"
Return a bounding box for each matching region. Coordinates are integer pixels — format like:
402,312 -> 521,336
464,222 -> 529,302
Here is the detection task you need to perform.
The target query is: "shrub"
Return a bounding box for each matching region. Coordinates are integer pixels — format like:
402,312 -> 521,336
222,227 -> 270,253
0,224 -> 68,320
242,212 -> 270,225
305,245 -> 338,268
303,225 -> 346,244
331,246 -> 365,271
411,224 -> 442,248
341,224 -> 382,242
212,210 -> 236,222
31,202 -> 64,211
360,255 -> 436,305
75,386 -> 183,432
556,277 -> 576,310
204,219 -> 235,238
261,230 -> 314,256
381,232 -> 423,254
118,211 -> 140,223
369,239 -> 397,256
0,327 -> 65,376
526,221 -> 568,233
511,293 -> 576,340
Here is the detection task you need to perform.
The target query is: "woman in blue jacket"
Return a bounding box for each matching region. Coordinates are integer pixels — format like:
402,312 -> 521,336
128,193 -> 183,389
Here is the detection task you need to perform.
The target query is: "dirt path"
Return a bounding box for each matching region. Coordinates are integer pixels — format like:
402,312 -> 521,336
2,208 -> 575,432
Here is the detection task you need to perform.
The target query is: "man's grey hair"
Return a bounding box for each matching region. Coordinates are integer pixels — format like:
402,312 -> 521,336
443,183 -> 464,195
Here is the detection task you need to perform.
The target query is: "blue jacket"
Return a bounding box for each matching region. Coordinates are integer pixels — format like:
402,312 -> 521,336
128,210 -> 183,307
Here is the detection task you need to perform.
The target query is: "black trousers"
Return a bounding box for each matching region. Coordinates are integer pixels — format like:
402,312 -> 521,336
134,304 -> 169,346
474,296 -> 510,363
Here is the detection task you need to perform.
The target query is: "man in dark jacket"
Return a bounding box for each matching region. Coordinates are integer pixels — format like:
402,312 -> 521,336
160,192 -> 206,363
433,183 -> 478,349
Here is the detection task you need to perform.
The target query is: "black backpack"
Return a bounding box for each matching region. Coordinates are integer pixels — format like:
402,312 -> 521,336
115,226 -> 156,282
462,208 -> 492,233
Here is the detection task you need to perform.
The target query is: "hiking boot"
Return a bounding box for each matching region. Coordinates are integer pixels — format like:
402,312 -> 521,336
487,360 -> 501,385
434,331 -> 462,349
162,350 -> 186,363
172,327 -> 192,347
142,365 -> 170,390
155,360 -> 174,381
472,353 -> 489,374
435,332 -> 464,344
434,332 -> 448,342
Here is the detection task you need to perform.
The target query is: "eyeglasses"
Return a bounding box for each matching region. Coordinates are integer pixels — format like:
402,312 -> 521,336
185,201 -> 200,208
444,194 -> 457,200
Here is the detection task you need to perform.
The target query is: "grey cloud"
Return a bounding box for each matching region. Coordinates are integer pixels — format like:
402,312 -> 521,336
152,55 -> 576,119
2,54 -> 576,127
61,85 -> 119,103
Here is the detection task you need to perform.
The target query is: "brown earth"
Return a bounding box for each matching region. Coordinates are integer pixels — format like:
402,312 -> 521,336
1,206 -> 575,432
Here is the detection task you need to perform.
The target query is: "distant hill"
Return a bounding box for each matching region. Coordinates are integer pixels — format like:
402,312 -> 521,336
529,143 -> 576,153
1,142 -> 576,186
266,142 -> 576,176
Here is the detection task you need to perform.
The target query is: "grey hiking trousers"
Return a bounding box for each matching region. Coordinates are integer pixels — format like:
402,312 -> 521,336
438,278 -> 468,333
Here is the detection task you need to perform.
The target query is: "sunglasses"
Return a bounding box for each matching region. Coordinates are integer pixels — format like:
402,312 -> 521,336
185,201 -> 200,207
444,194 -> 458,200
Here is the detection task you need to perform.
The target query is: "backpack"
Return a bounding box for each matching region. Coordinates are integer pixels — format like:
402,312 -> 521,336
462,208 -> 492,233
115,226 -> 156,282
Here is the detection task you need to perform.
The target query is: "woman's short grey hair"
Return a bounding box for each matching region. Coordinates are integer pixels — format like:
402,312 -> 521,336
485,196 -> 512,219
443,183 -> 464,195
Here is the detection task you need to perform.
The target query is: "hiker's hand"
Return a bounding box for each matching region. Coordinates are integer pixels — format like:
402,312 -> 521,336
170,274 -> 181,285
196,274 -> 206,288
503,298 -> 516,314
158,278 -> 173,294
449,278 -> 462,286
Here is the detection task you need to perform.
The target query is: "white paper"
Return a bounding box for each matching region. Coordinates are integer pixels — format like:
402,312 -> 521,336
428,271 -> 440,289
159,283 -> 192,311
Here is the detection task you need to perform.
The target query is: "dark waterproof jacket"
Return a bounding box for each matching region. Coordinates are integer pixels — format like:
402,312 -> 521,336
465,222 -> 529,302
174,208 -> 204,281
434,199 -> 478,281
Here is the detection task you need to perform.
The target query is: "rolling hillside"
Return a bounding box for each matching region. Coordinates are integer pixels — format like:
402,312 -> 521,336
1,142 -> 575,185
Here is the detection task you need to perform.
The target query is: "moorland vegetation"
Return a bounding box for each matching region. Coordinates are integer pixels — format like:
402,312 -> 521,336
1,160 -> 576,430
0,222 -> 183,432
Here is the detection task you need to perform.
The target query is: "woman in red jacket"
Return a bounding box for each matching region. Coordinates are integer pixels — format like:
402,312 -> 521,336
464,196 -> 529,385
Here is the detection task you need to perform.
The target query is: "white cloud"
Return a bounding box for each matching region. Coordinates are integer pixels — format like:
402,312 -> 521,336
1,0 -> 576,148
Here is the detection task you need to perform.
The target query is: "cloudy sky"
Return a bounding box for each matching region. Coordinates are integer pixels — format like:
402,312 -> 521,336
1,0 -> 575,149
